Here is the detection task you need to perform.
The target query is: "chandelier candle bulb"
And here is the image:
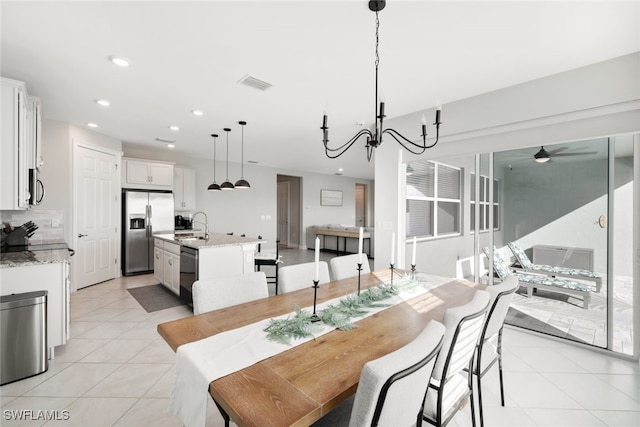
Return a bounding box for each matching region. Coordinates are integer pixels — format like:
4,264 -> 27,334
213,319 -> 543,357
314,237 -> 320,282
322,114 -> 328,128
379,102 -> 385,117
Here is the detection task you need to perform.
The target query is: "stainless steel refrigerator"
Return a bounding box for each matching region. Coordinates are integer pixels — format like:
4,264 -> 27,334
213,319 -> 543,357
122,190 -> 174,276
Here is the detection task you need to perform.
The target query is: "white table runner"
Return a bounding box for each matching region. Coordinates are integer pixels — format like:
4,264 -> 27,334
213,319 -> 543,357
171,273 -> 452,427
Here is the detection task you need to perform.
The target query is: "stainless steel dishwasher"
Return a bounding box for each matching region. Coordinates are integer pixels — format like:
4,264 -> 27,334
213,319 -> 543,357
179,246 -> 198,305
0,290 -> 48,385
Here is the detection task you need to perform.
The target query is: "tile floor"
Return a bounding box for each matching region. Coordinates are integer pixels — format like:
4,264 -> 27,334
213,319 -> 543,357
1,248 -> 638,426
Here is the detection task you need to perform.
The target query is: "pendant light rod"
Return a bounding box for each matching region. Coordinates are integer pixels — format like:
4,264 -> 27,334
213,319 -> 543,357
220,128 -> 235,190
321,0 -> 443,161
235,121 -> 251,189
207,134 -> 221,191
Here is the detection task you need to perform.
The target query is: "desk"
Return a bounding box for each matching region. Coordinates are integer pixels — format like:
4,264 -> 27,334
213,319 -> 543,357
315,228 -> 371,257
158,271 -> 482,427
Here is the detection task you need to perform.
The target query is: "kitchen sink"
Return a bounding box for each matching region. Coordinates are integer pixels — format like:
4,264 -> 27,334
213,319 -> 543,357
175,236 -> 207,241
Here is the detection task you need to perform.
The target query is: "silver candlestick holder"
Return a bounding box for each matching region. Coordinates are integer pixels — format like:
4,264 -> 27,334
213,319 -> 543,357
410,264 -> 416,280
357,263 -> 363,296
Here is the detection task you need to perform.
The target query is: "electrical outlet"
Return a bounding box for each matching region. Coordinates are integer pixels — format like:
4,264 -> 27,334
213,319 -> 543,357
52,219 -> 59,227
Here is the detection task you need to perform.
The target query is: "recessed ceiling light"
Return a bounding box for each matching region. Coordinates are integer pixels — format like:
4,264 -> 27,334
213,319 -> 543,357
95,99 -> 110,107
338,168 -> 344,172
87,123 -> 98,128
169,125 -> 180,131
109,56 -> 129,67
191,110 -> 204,116
167,143 -> 175,148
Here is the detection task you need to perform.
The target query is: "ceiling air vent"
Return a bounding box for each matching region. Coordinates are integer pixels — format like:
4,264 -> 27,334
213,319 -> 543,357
238,75 -> 272,91
156,138 -> 176,144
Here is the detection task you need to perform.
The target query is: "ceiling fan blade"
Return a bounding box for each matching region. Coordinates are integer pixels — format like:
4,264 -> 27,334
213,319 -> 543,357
552,151 -> 598,157
547,147 -> 569,155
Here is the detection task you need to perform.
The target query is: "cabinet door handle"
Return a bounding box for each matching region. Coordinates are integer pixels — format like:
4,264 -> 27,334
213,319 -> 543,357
168,258 -> 172,266
78,233 -> 87,238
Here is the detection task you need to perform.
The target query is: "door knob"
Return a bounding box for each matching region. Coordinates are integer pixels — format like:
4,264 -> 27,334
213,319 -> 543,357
78,233 -> 88,238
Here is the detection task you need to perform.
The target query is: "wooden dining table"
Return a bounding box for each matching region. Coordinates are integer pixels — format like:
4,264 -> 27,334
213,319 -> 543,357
157,270 -> 483,427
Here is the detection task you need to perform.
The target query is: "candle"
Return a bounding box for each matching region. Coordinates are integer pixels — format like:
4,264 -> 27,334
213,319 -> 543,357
358,227 -> 364,264
379,101 -> 385,118
390,232 -> 395,265
322,114 -> 328,128
412,236 -> 417,266
314,237 -> 320,282
435,103 -> 442,125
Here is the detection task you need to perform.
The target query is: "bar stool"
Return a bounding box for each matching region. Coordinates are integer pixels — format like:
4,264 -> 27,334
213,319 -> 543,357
254,238 -> 281,294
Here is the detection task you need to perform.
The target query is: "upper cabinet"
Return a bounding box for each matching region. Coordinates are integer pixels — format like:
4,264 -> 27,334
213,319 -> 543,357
122,158 -> 174,190
1,77 -> 36,210
174,167 -> 196,211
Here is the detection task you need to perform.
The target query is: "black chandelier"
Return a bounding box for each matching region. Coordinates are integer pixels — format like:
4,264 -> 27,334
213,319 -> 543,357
321,0 -> 442,161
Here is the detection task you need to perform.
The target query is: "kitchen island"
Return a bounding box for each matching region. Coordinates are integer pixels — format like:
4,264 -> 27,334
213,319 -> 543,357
153,233 -> 262,304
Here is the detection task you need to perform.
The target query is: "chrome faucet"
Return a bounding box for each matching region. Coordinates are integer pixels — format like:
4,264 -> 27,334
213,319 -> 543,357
192,211 -> 209,239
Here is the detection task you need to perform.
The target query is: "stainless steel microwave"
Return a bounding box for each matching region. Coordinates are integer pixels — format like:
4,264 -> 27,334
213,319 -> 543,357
28,168 -> 45,206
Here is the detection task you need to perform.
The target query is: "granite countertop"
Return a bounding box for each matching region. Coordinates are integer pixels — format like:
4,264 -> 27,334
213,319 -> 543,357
0,248 -> 71,268
154,232 -> 263,250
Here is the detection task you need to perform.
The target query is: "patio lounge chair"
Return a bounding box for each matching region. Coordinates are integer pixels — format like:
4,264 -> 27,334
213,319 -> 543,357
482,247 -> 591,310
507,241 -> 602,292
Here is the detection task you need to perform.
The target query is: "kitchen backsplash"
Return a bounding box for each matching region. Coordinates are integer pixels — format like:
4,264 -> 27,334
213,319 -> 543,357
0,209 -> 65,243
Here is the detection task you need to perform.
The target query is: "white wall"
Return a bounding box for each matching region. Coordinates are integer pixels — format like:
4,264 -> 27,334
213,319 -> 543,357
123,147 -> 373,249
374,52 -> 640,271
26,120 -> 123,244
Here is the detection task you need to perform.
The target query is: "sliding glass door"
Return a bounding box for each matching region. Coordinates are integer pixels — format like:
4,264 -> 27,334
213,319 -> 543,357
410,135 -> 636,355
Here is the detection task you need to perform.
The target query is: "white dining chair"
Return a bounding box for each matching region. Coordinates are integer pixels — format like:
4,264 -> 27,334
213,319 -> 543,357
330,253 -> 371,281
472,275 -> 518,427
312,320 -> 446,427
422,290 -> 490,427
279,261 -> 330,293
192,271 -> 269,315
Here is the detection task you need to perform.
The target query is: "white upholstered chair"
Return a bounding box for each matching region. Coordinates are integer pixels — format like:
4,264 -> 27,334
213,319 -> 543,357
312,320 -> 446,427
279,261 -> 331,294
422,290 -> 490,427
473,275 -> 518,427
192,271 -> 269,315
330,254 -> 371,281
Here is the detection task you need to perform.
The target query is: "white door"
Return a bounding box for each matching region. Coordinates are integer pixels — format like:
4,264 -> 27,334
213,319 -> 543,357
74,144 -> 119,289
277,181 -> 289,247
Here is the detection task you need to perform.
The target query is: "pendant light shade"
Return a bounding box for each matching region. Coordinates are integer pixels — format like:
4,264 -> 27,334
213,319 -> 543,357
220,128 -> 235,190
234,120 -> 250,189
207,133 -> 221,191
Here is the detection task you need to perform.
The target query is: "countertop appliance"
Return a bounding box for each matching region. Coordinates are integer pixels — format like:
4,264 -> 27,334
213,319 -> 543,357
179,246 -> 198,305
122,190 -> 174,276
174,215 -> 193,230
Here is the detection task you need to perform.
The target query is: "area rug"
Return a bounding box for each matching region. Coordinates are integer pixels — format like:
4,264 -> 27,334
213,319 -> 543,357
128,284 -> 187,313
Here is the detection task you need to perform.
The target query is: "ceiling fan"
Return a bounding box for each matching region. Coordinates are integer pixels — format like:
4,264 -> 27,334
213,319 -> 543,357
533,146 -> 597,163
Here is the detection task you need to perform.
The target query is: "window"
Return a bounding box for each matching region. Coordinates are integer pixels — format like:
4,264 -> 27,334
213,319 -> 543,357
406,160 -> 461,239
470,173 -> 500,232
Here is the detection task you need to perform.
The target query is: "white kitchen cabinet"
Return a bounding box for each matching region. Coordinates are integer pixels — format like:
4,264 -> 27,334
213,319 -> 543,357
0,261 -> 70,358
164,251 -> 180,294
1,78 -> 31,210
122,158 -> 174,189
153,238 -> 180,294
154,244 -> 164,284
174,167 -> 196,211
27,95 -> 43,170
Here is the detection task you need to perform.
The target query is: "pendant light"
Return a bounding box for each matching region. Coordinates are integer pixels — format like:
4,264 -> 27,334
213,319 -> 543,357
220,128 -> 235,190
207,134 -> 221,191
234,120 -> 250,189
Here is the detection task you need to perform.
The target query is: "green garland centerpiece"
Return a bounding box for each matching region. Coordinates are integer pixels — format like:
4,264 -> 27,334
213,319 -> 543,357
263,277 -> 425,344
